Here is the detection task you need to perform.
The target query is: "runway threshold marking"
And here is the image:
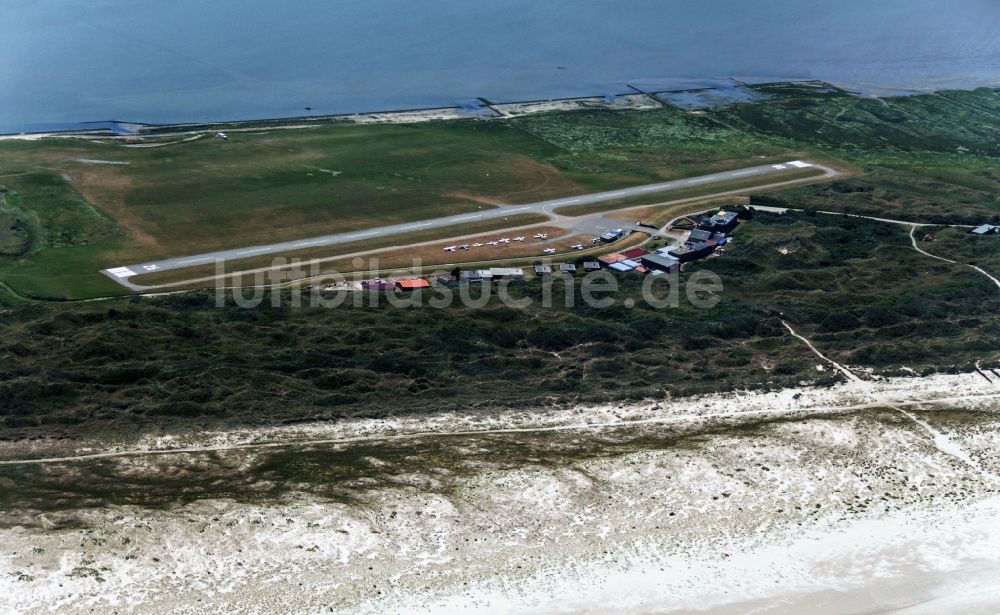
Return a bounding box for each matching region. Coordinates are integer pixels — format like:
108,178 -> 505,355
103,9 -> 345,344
106,267 -> 136,278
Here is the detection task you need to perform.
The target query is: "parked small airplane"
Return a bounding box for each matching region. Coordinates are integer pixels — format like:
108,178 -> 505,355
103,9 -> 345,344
458,244 -> 470,250
571,243 -> 584,250
443,246 -> 457,252
487,241 -> 499,246
472,242 -> 484,247
499,238 -> 511,244
513,236 -> 525,241
543,248 -> 556,254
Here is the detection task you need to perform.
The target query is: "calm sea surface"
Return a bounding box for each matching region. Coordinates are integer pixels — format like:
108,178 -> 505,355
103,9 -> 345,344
2,0 -> 999,133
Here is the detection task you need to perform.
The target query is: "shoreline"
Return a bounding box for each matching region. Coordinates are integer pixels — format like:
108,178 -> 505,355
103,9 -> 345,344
0,90 -> 657,140
3,78 -> 996,141
2,369 -> 998,613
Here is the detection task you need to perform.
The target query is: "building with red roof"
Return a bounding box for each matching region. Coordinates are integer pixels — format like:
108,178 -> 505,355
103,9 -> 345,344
619,247 -> 649,260
394,279 -> 430,291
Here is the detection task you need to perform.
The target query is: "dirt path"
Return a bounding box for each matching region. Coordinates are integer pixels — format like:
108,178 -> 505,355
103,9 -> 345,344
781,317 -> 999,483
908,226 -> 1000,288
909,225 -> 957,263
781,320 -> 864,383
760,209 -> 997,290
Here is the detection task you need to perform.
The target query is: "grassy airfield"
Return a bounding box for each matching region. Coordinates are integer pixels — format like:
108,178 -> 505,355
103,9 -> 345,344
2,84 -> 1000,298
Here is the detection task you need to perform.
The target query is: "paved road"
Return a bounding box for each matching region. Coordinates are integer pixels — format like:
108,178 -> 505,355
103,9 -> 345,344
103,160 -> 835,290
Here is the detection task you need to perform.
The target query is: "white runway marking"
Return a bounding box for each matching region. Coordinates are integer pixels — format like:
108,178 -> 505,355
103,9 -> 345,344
236,248 -> 270,255
788,160 -> 812,168
687,178 -> 710,184
177,257 -> 213,265
106,267 -> 136,278
733,170 -> 757,176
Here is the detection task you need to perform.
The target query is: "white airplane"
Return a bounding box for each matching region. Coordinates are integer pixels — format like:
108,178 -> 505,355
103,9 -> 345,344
543,248 -> 557,254
571,243 -> 584,250
472,242 -> 484,247
591,237 -> 600,244
533,233 -> 545,239
443,246 -> 457,252
458,244 -> 470,250
513,236 -> 525,241
499,238 -> 511,244
487,240 -> 499,246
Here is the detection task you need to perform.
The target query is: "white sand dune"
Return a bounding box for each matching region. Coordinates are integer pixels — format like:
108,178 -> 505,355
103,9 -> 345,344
1,372 -> 999,614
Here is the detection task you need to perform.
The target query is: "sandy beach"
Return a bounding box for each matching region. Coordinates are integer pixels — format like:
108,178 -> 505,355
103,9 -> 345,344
1,371 -> 998,614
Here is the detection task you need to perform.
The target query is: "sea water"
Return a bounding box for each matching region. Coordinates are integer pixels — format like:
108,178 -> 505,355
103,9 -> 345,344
2,0 -> 998,133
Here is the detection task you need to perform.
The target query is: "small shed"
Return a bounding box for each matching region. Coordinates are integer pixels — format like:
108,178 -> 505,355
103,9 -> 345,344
583,261 -> 602,272
489,267 -> 525,280
600,228 -> 626,243
559,263 -> 577,273
533,264 -> 551,276
971,224 -> 999,236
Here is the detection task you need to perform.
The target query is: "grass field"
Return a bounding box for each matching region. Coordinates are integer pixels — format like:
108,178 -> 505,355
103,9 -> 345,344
0,117 -> 784,297
550,166 -> 828,216
129,213 -> 550,287
2,84 -> 1000,299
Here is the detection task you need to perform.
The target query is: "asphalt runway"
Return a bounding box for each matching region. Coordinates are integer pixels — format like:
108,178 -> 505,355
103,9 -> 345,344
103,160 -> 834,290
